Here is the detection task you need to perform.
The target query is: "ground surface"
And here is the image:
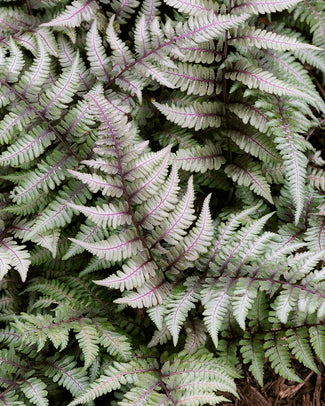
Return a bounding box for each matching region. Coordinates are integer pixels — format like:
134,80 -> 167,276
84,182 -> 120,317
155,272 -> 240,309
218,362 -> 325,405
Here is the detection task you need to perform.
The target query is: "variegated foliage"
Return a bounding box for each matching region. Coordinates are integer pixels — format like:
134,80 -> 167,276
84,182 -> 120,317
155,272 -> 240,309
0,0 -> 325,404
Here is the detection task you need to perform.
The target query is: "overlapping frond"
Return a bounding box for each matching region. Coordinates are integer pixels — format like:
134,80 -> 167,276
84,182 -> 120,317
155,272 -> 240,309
0,0 -> 325,404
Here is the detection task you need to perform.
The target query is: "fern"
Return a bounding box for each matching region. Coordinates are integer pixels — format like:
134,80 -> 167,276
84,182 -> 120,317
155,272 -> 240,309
0,0 -> 325,404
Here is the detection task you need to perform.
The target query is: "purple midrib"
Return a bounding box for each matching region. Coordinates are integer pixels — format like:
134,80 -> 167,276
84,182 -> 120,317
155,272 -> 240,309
242,166 -> 269,194
107,260 -> 151,284
140,168 -> 176,224
23,47 -> 45,95
319,221 -> 325,251
43,65 -> 76,114
107,14 -> 246,88
233,34 -> 301,46
162,106 -> 216,117
60,0 -> 94,22
234,69 -> 296,93
86,237 -> 140,252
176,154 -> 220,161
0,107 -> 31,140
0,241 -> 24,271
151,188 -> 192,248
127,280 -> 165,303
167,70 -> 214,83
15,154 -> 71,197
239,131 -> 278,158
91,26 -> 110,80
277,99 -> 300,202
166,208 -> 209,271
0,130 -> 50,161
171,280 -> 200,333
34,184 -> 85,231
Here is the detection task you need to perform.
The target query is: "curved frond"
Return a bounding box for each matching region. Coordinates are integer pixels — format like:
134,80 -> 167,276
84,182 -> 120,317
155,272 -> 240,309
153,100 -> 223,130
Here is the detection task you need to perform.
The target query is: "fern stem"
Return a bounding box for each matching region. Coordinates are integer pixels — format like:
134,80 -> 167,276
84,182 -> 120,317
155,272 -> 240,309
69,276 -> 113,317
104,12 -> 244,90
20,316 -> 84,336
0,78 -> 80,162
306,118 -> 325,141
0,383 -> 17,399
242,276 -> 325,299
0,226 -> 13,242
26,0 -> 33,15
87,94 -> 163,275
222,1 -> 232,164
159,367 -> 177,406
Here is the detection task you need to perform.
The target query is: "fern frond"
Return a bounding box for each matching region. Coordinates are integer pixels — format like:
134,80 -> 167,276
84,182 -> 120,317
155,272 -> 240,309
176,40 -> 220,64
11,150 -> 76,204
230,26 -> 319,51
202,278 -> 233,348
94,257 -> 157,291
153,100 -> 223,130
1,0 -> 325,402
0,237 -> 30,281
106,17 -> 135,69
57,34 -> 94,92
68,169 -> 124,198
43,355 -> 89,397
263,97 -> 309,223
164,62 -> 215,96
228,102 -> 269,132
0,105 -> 35,145
73,319 -> 99,370
29,181 -> 90,235
139,0 -> 161,25
67,359 -> 142,406
111,0 -> 140,24
213,212 -> 274,269
95,320 -> 132,361
15,38 -> 51,102
309,325 -> 325,364
175,143 -> 225,173
19,378 -> 48,406
115,277 -> 172,308
163,0 -> 218,16
286,328 -> 319,373
304,217 -> 325,252
40,52 -> 80,120
225,129 -> 280,162
307,167 -> 325,191
164,11 -> 250,44
86,22 -> 111,82
232,278 -> 258,330
2,38 -> 24,83
165,278 -> 201,345
12,220 -> 60,257
69,230 -> 143,262
150,176 -> 195,245
225,157 -> 273,203
135,164 -> 180,230
164,194 -> 213,271
292,0 -> 325,48
184,318 -> 207,354
67,201 -> 132,229
0,126 -> 56,166
240,333 -> 265,386
226,59 -> 315,101
264,331 -> 302,382
233,0 -> 303,15
41,0 -> 99,27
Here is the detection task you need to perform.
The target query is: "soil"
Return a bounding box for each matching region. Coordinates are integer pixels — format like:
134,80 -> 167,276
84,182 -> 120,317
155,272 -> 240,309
219,363 -> 325,405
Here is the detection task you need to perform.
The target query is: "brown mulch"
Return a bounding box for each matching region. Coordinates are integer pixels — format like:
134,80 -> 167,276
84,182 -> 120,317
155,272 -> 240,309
219,363 -> 325,405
